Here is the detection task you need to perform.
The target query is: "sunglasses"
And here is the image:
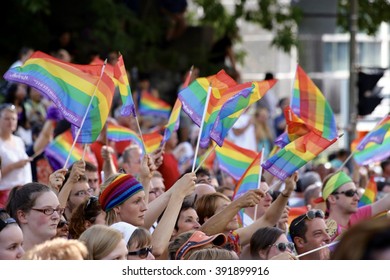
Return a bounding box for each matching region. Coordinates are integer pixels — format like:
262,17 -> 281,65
332,189 -> 359,197
0,217 -> 17,232
128,247 -> 152,259
294,209 -> 325,227
0,103 -> 16,112
57,220 -> 69,228
271,242 -> 295,252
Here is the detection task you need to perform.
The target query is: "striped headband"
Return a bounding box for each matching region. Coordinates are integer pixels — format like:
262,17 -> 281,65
322,171 -> 353,200
99,174 -> 144,212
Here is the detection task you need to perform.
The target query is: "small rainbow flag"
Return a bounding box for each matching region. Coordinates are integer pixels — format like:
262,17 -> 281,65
262,130 -> 338,181
233,151 -> 263,199
113,54 -> 136,117
358,176 -> 377,207
106,123 -> 143,149
215,139 -> 257,181
354,115 -> 390,166
210,79 -> 277,147
44,130 -> 95,170
143,130 -> 163,154
139,92 -> 171,119
4,51 -> 115,144
195,145 -> 216,171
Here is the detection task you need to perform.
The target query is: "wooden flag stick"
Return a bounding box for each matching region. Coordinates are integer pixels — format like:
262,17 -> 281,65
192,83 -> 212,172
194,144 -> 217,173
254,146 -> 265,221
296,241 -> 339,258
64,60 -> 107,169
134,115 -> 147,154
82,144 -> 88,162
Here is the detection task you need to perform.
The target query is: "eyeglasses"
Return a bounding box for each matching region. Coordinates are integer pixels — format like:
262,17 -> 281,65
0,217 -> 17,232
31,207 -> 65,216
271,242 -> 295,252
293,209 -> 325,227
332,189 -> 359,197
57,220 -> 69,228
128,247 -> 152,259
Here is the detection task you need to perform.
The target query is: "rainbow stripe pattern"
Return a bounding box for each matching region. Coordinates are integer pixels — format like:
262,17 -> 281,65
139,92 -> 171,119
233,151 -> 263,199
106,123 -> 143,149
113,54 -> 136,117
358,176 -> 377,207
44,130 -> 95,169
215,139 -> 258,181
4,51 -> 115,144
143,130 -> 163,154
354,115 -> 390,166
262,130 -> 338,181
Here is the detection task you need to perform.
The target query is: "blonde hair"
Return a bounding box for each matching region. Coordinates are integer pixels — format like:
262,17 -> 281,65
128,227 -> 152,250
188,247 -> 238,260
78,224 -> 123,260
23,238 -> 88,260
100,173 -> 122,226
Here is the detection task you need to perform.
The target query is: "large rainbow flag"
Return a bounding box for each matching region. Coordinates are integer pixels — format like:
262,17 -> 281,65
4,51 -> 115,143
262,130 -> 338,181
113,54 -> 136,117
106,123 -> 143,149
354,115 -> 390,166
358,176 -> 377,207
45,130 -> 96,170
215,139 -> 258,181
139,92 -> 171,119
276,65 -> 337,149
233,151 -> 263,199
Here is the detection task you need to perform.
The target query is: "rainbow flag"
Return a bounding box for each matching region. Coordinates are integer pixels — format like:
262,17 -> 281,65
233,151 -> 263,199
113,54 -> 136,117
143,130 -> 163,154
178,70 -> 237,128
106,123 -> 143,149
4,51 -> 115,143
262,130 -> 338,181
215,139 -> 257,181
358,176 -> 377,207
161,68 -> 193,145
210,79 -> 277,147
139,92 -> 171,119
44,130 -> 95,170
354,114 -> 390,165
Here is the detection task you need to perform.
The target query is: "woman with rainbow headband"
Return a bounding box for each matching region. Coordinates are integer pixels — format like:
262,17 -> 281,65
319,170 -> 390,241
99,173 -> 147,227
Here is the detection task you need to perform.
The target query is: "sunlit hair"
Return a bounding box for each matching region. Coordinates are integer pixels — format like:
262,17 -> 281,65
78,224 -> 123,260
127,227 -> 152,250
168,230 -> 195,260
187,247 -> 238,260
23,238 -> 88,260
195,192 -> 230,225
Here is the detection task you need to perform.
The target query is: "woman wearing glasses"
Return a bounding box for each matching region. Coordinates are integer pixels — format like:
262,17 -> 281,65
0,209 -> 24,260
5,182 -> 62,251
0,103 -> 32,207
110,221 -> 155,260
247,227 -> 296,260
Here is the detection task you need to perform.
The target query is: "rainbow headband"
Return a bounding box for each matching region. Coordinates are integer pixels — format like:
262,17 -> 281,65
322,171 -> 353,200
99,174 -> 143,212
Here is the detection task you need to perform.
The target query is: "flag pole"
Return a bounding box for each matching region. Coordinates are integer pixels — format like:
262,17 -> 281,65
254,146 -> 265,221
82,144 -> 88,162
194,144 -> 217,173
134,115 -> 147,154
336,150 -> 356,172
192,83 -> 212,172
63,60 -> 107,168
296,240 -> 339,258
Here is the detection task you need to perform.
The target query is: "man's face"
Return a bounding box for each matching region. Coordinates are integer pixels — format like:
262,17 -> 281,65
149,177 -> 166,202
85,170 -> 100,196
294,218 -> 331,260
124,148 -> 141,177
330,182 -> 359,215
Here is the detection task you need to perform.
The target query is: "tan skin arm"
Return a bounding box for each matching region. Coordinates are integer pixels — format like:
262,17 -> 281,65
57,160 -> 85,208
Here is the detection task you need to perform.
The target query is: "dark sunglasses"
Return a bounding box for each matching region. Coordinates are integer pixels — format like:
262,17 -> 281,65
0,103 -> 16,113
128,247 -> 152,259
57,220 -> 69,228
271,242 -> 295,252
332,189 -> 359,197
0,217 -> 17,232
294,209 -> 325,227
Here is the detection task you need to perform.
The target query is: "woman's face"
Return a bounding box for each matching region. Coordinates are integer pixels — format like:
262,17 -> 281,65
214,197 -> 238,231
23,191 -> 61,241
127,241 -> 155,260
175,208 -> 200,236
117,191 -> 147,227
264,234 -> 291,260
0,224 -> 24,260
100,238 -> 127,260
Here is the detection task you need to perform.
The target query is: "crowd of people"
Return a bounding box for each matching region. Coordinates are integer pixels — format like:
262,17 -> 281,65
0,46 -> 390,261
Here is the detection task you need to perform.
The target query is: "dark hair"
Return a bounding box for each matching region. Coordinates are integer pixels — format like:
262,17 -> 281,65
174,200 -> 196,230
264,72 -> 274,80
85,161 -> 98,172
6,183 -> 52,223
289,214 -> 309,242
250,227 -> 284,259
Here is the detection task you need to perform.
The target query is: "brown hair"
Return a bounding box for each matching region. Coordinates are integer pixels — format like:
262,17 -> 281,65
195,192 -> 230,225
